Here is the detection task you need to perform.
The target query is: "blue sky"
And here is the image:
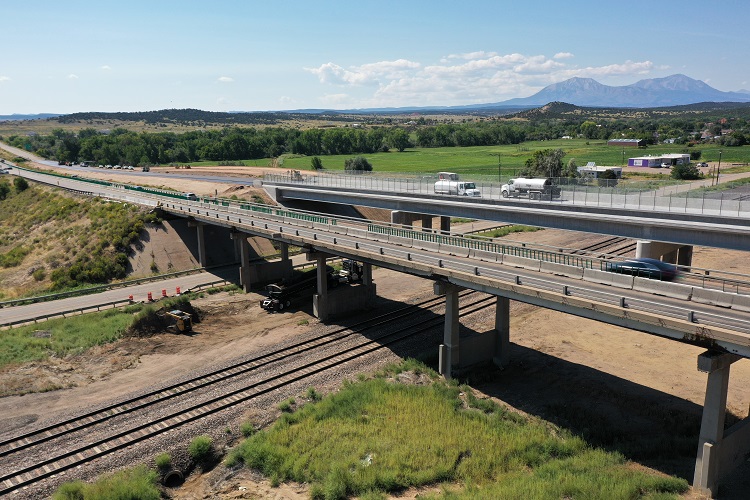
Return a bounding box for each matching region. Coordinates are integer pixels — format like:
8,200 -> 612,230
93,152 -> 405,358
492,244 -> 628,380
1,0 -> 748,114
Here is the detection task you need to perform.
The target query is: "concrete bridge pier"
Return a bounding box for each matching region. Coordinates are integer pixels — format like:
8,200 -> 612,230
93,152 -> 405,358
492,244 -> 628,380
494,296 -> 510,368
312,252 -> 331,321
440,216 -> 451,234
188,220 -> 207,267
435,281 -> 461,378
693,351 -> 750,496
231,231 -> 252,292
421,215 -> 433,232
636,240 -> 693,267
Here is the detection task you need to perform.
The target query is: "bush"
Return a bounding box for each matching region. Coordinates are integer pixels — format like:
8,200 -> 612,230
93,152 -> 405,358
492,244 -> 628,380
240,421 -> 256,438
344,156 -> 372,173
13,177 -> 29,192
671,163 -> 702,180
188,435 -> 214,464
155,452 -> 171,469
52,465 -> 159,500
311,156 -> 323,170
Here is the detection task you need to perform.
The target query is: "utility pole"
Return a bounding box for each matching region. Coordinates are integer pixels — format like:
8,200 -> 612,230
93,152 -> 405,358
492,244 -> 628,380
716,150 -> 722,185
497,154 -> 501,182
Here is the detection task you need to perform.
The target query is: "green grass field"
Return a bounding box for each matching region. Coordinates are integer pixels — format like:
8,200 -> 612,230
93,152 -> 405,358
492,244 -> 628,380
185,139 -> 750,179
226,360 -> 688,499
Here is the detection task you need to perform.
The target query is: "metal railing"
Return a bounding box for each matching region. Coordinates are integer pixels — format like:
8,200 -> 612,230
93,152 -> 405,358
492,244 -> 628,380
264,171 -> 750,217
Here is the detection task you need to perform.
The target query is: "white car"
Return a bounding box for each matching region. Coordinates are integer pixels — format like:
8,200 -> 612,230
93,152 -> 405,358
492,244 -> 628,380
661,163 -> 671,168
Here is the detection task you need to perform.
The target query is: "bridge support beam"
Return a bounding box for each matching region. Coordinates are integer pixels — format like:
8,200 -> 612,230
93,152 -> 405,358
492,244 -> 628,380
236,234 -> 253,292
187,221 -> 207,267
693,350 -> 748,496
440,216 -> 451,234
279,242 -> 293,279
312,252 -> 330,321
435,281 -> 462,379
636,240 -> 693,267
494,296 -> 510,368
421,215 -> 433,232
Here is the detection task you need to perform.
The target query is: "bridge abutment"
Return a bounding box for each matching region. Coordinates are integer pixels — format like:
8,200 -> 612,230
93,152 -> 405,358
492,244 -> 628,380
636,240 -> 693,266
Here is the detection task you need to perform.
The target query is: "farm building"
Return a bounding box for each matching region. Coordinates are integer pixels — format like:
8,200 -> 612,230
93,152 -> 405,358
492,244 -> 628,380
577,163 -> 622,178
608,138 -> 645,147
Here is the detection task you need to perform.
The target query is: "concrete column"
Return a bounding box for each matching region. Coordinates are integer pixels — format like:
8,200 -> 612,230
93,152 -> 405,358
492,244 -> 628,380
239,237 -> 252,292
279,242 -> 293,279
434,282 -> 460,378
636,241 -> 693,266
362,262 -> 373,286
494,296 -> 510,368
391,210 -> 415,228
421,215 -> 433,232
196,223 -> 207,267
440,216 -> 451,234
313,253 -> 329,321
693,351 -> 738,496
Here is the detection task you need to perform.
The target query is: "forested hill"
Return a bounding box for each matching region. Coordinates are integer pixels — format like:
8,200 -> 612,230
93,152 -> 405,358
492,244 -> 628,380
514,101 -> 750,121
54,108 -> 357,126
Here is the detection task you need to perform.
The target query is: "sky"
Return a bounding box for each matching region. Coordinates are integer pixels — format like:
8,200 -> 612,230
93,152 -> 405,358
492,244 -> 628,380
1,0 -> 748,114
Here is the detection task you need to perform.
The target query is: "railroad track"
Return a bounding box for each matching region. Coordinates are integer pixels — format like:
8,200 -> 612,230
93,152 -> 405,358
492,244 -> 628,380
0,291 -> 494,495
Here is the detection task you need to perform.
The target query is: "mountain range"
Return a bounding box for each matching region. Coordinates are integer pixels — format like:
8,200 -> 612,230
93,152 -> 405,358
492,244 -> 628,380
479,74 -> 750,109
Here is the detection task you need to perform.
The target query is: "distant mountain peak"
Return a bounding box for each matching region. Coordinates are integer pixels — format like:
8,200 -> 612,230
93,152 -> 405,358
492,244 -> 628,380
499,74 -> 750,108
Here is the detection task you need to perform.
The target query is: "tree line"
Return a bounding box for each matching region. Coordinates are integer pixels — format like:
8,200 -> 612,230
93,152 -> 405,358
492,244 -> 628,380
3,112 -> 748,166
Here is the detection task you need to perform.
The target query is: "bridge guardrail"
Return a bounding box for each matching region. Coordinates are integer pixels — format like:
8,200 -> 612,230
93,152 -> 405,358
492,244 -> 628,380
12,164 -> 750,298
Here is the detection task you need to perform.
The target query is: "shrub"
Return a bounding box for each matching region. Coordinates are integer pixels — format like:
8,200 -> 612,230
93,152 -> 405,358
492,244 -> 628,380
52,465 -> 159,500
188,435 -> 214,464
13,177 -> 29,192
155,452 -> 171,469
671,163 -> 702,180
344,156 -> 372,172
241,421 -> 256,437
306,387 -> 322,402
278,398 -> 295,413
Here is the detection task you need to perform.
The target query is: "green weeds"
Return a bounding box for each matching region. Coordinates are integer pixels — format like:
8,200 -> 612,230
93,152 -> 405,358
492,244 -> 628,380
52,465 -> 160,500
226,360 -> 688,499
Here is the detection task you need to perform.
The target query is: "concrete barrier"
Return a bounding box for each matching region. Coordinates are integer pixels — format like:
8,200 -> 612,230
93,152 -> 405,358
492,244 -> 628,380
346,227 -> 368,239
502,254 -> 541,272
582,268 -> 634,289
471,249 -> 499,263
540,261 -> 584,279
412,240 -> 441,253
439,245 -> 470,258
366,231 -> 390,243
389,235 -> 413,248
633,277 -> 693,300
731,294 -> 750,312
691,287 -> 735,308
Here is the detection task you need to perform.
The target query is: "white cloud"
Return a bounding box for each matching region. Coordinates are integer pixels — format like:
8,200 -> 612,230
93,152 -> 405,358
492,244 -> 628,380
0,76 -> 10,82
67,74 -> 79,79
100,65 -> 111,70
306,52 -> 659,108
217,76 -> 234,83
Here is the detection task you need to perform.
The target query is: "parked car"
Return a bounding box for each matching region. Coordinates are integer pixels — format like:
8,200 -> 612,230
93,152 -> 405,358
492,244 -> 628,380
660,163 -> 671,168
697,162 -> 708,168
604,258 -> 678,281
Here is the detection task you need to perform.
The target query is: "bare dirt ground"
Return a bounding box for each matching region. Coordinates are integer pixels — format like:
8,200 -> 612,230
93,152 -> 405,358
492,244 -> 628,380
3,158 -> 750,497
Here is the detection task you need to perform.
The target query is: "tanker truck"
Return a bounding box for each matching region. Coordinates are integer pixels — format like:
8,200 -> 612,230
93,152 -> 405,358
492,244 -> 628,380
500,178 -> 561,200
433,172 -> 481,197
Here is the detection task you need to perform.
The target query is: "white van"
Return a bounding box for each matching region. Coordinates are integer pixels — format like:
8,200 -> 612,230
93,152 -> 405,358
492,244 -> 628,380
185,192 -> 198,201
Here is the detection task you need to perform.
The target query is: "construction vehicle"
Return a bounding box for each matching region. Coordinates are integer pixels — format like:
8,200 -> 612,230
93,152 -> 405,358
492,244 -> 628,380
501,177 -> 562,200
260,266 -> 338,312
164,309 -> 193,332
335,259 -> 364,283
